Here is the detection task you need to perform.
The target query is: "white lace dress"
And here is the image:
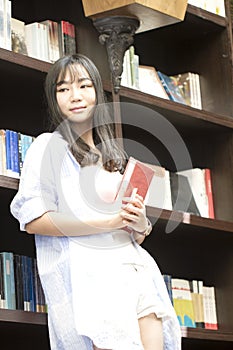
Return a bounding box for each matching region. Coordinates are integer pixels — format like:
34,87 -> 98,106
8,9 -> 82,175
10,131 -> 181,350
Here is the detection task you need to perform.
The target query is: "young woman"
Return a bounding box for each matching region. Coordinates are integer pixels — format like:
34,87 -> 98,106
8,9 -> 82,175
10,54 -> 181,350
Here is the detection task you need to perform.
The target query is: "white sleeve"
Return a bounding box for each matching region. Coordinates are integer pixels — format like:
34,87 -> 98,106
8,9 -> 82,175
10,133 -> 58,231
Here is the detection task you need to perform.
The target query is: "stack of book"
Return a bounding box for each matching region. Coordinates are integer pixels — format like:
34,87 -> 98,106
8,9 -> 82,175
121,45 -> 140,90
124,61 -> 203,110
114,158 -> 215,219
157,70 -> 202,109
188,0 -> 226,16
163,275 -> 218,330
0,129 -> 34,178
11,18 -> 77,62
145,163 -> 215,219
0,251 -> 46,313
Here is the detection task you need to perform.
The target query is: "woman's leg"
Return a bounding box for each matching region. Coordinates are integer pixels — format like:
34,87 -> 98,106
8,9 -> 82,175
138,313 -> 163,350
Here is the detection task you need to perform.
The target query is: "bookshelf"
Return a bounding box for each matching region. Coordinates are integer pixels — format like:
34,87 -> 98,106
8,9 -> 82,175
0,0 -> 233,349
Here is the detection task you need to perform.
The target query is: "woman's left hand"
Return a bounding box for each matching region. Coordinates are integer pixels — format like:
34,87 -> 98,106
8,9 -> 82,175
120,193 -> 148,233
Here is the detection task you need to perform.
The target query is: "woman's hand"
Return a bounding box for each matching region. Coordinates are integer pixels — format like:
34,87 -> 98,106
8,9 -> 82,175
120,192 -> 148,233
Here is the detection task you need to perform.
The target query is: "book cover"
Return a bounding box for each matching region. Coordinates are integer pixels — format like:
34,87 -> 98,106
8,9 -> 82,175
11,17 -> 28,55
172,278 -> 196,328
41,20 -> 60,63
138,65 -> 169,99
157,71 -> 187,105
169,172 -> 201,216
178,168 -> 209,218
144,163 -> 172,210
0,251 -> 16,310
13,254 -> 24,310
203,285 -> 218,330
172,72 -> 195,107
0,129 -> 6,175
0,253 -> 6,308
163,274 -> 173,304
115,157 -> 155,201
204,168 -> 215,219
190,279 -> 205,328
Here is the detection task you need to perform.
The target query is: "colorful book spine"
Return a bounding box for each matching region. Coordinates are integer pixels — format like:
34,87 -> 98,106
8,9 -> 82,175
0,252 -> 16,310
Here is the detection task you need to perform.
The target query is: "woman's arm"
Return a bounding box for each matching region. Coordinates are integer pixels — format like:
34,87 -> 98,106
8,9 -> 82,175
25,210 -> 127,236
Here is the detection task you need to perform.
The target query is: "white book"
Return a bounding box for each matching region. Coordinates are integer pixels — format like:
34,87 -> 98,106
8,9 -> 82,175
25,22 -> 49,61
3,0 -> 11,50
41,20 -> 60,63
121,48 -> 131,88
25,22 -> 41,59
178,168 -> 209,218
138,65 -> 169,99
202,286 -> 218,329
0,0 -> 4,48
11,17 -> 28,55
145,163 -> 172,210
39,22 -> 49,62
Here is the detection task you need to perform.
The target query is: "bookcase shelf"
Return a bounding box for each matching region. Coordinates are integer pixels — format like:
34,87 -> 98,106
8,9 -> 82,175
187,4 -> 227,27
0,47 -> 51,73
0,309 -> 47,325
0,175 -> 19,190
0,0 -> 233,349
181,327 -> 233,342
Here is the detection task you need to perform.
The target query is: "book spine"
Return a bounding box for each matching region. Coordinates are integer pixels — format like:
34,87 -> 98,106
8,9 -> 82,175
0,253 -> 6,308
0,129 -> 6,175
5,129 -> 12,176
0,252 -> 16,310
204,168 -> 215,219
163,274 -> 173,304
11,130 -> 20,178
13,254 -> 24,310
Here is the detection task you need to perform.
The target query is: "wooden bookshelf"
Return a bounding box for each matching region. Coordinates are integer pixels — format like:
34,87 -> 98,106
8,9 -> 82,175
0,0 -> 233,349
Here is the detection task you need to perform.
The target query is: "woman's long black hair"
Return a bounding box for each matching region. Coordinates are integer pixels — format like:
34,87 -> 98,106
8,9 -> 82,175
44,54 -> 127,173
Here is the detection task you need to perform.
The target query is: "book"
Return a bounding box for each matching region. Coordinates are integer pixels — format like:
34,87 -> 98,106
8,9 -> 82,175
121,46 -> 139,89
144,163 -> 172,210
3,0 -> 11,50
0,0 -> 4,48
204,168 -> 215,218
163,274 -> 173,304
171,278 -> 196,327
190,279 -> 205,328
0,129 -> 6,175
169,172 -> 201,216
138,65 -> 169,99
172,72 -> 202,109
58,20 -> 77,56
203,285 -> 218,330
11,17 -> 28,55
25,22 -> 49,61
115,157 -> 155,201
41,20 -> 60,63
157,71 -> 187,105
177,168 -> 209,218
0,252 -> 16,310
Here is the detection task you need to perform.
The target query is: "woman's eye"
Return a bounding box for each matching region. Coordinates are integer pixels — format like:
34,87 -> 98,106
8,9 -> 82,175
80,83 -> 93,89
57,87 -> 69,92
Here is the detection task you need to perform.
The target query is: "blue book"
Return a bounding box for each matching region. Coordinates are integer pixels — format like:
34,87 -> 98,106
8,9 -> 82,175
0,252 -> 16,310
157,71 -> 187,105
5,129 -> 12,176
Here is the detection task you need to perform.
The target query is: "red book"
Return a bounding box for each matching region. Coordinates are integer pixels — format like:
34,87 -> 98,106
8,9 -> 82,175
115,157 -> 155,201
204,168 -> 215,219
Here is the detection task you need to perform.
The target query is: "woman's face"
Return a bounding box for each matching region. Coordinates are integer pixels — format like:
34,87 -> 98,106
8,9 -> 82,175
56,64 -> 96,126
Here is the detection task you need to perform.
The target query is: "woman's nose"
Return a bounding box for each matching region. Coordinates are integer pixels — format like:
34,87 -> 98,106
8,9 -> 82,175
70,87 -> 82,101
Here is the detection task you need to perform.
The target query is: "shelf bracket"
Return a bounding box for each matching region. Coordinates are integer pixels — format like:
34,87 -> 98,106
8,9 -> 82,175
93,16 -> 140,94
